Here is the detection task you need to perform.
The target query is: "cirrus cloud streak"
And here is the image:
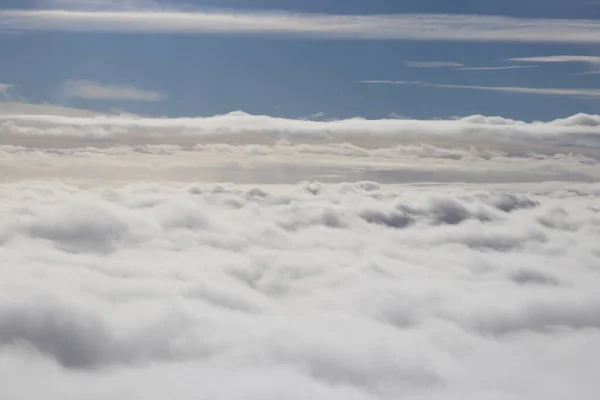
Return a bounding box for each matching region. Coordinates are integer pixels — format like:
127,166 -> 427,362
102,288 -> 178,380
2,10 -> 600,43
63,79 -> 165,102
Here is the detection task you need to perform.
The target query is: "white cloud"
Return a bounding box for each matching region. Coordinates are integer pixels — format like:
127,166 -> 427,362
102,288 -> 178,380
456,65 -> 538,71
0,180 -> 600,399
0,110 -> 599,184
2,10 -> 600,43
2,109 -> 600,138
0,83 -> 15,100
45,0 -> 162,11
1,101 -> 599,398
405,61 -> 463,68
2,141 -> 597,184
574,70 -> 600,76
300,112 -> 325,120
509,55 -> 600,64
63,80 -> 165,102
360,80 -> 600,98
508,56 -> 600,76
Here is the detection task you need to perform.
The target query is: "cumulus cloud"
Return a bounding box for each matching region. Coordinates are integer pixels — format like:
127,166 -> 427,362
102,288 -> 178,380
0,105 -> 599,398
63,80 -> 165,102
1,180 -> 600,399
2,10 -> 600,43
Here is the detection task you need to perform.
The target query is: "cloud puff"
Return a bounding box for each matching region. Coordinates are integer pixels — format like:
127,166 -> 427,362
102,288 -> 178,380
1,180 -> 600,399
2,10 -> 600,43
63,80 -> 165,102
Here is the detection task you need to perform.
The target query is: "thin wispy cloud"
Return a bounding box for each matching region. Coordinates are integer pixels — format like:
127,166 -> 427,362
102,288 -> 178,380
456,65 -> 538,71
360,80 -> 600,98
45,0 -> 163,10
573,70 -> 600,76
63,79 -> 165,102
509,55 -> 600,77
405,61 -> 463,68
509,55 -> 600,64
0,83 -> 15,100
2,10 -> 600,43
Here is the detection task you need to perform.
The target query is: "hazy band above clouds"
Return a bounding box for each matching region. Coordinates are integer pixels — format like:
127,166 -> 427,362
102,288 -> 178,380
2,10 -> 600,43
1,108 -> 599,184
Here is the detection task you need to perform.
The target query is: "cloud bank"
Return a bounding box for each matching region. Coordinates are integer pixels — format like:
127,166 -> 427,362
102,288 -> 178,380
2,10 -> 600,43
1,102 -> 600,398
0,107 -> 599,184
2,108 -> 600,142
63,80 -> 165,102
1,180 -> 600,399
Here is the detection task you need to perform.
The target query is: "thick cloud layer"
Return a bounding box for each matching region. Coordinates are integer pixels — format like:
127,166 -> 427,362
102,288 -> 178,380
1,181 -> 600,399
2,111 -> 600,144
1,109 -> 600,184
1,107 -> 600,398
1,141 -> 598,184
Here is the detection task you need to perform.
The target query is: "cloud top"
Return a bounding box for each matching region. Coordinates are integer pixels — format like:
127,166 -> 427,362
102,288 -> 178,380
1,107 -> 599,184
1,180 -> 600,399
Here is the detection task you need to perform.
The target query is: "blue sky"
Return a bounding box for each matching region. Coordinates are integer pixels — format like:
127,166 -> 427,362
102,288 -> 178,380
1,0 -> 600,120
